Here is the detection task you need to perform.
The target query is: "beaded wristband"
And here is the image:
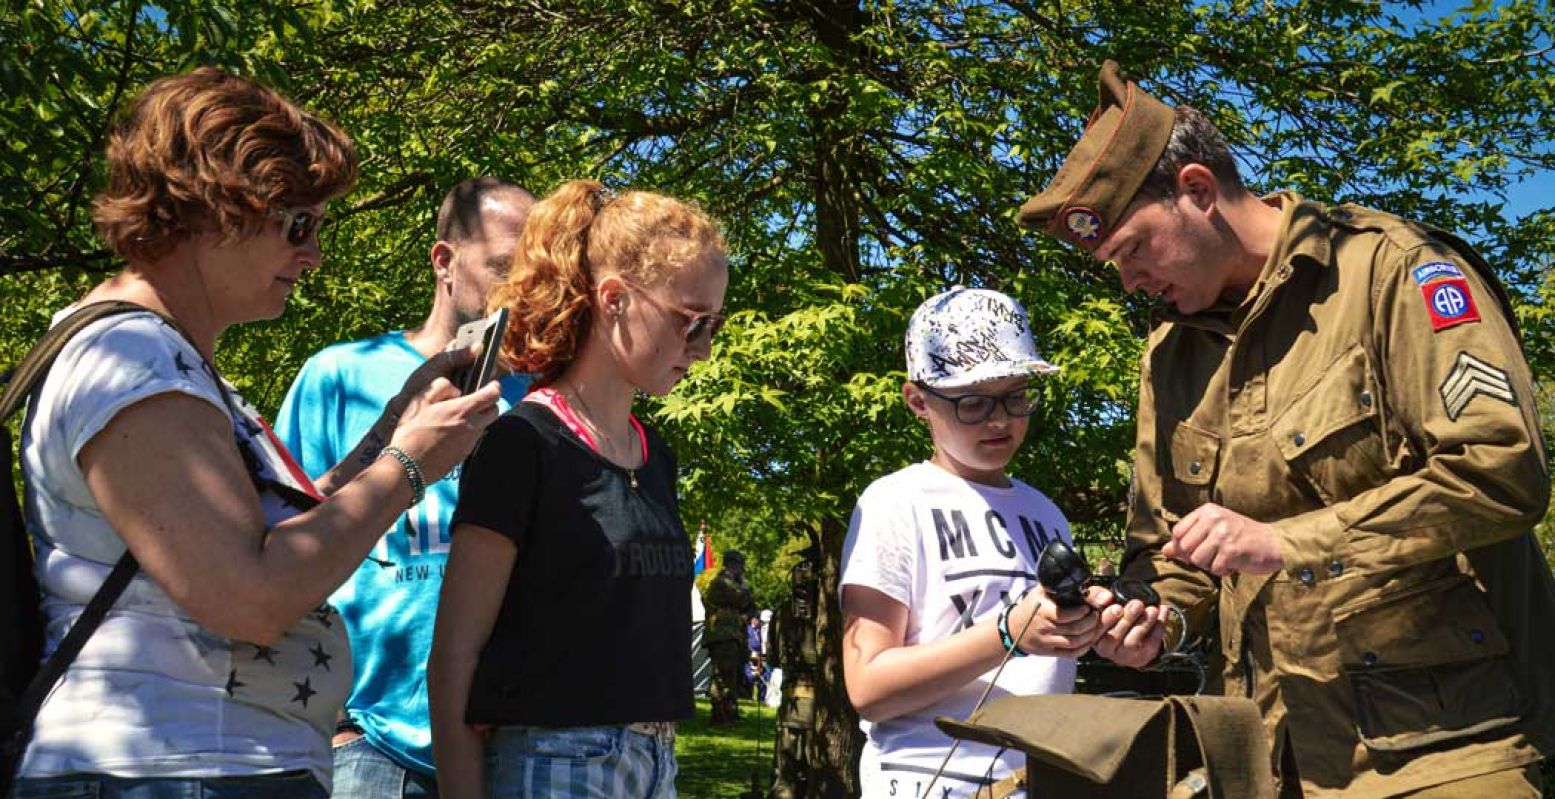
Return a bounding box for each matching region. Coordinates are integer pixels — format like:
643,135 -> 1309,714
997,601 -> 1029,658
379,446 -> 426,506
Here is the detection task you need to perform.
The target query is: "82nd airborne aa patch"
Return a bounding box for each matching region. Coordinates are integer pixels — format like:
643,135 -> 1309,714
1422,279 -> 1479,331
1411,261 -> 1480,329
1413,260 -> 1480,332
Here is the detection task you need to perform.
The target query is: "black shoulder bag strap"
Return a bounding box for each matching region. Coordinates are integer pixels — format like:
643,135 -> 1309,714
2,302 -> 148,769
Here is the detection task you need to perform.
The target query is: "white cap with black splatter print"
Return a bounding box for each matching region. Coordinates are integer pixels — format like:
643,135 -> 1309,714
905,286 -> 1058,389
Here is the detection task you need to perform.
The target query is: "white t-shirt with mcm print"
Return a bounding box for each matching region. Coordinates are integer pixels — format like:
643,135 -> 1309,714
19,311 -> 349,789
841,461 -> 1077,799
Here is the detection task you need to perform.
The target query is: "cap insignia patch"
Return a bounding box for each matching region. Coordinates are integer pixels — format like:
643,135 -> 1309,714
1064,208 -> 1103,242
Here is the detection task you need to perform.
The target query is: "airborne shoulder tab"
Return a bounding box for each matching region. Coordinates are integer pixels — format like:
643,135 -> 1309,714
1412,261 -> 1465,285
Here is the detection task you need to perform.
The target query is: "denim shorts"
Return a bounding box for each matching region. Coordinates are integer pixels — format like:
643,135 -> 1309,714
332,735 -> 437,799
9,770 -> 326,799
485,723 -> 677,798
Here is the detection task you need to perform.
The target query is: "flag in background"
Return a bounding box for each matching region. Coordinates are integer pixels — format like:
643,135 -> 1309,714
693,523 -> 715,575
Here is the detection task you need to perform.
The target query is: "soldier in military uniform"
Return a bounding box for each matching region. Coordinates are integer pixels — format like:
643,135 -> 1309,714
703,549 -> 755,726
769,547 -> 820,799
1018,60 -> 1555,797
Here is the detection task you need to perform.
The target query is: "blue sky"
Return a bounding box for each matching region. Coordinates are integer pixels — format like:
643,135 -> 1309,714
1499,175 -> 1550,222
1409,0 -> 1553,223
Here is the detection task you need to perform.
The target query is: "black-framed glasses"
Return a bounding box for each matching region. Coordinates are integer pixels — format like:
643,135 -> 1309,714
914,380 -> 1039,425
270,207 -> 326,246
618,277 -> 727,342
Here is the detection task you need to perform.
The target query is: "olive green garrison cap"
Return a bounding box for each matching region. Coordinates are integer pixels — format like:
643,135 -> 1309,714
1017,60 -> 1175,249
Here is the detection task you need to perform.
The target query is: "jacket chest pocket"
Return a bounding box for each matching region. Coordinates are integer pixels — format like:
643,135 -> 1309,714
1270,344 -> 1389,504
1161,419 -> 1220,516
1333,572 -> 1525,751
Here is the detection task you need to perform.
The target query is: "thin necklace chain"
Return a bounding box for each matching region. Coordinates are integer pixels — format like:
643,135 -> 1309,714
564,379 -> 634,468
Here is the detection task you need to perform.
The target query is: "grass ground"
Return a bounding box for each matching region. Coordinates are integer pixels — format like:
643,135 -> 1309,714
672,699 -> 1555,796
675,696 -> 780,798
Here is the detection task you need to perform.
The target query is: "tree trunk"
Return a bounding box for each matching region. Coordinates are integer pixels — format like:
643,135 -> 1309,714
767,516 -> 864,799
774,57 -> 869,799
806,514 -> 865,797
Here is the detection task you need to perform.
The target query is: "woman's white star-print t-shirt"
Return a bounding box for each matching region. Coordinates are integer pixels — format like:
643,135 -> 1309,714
19,310 -> 350,789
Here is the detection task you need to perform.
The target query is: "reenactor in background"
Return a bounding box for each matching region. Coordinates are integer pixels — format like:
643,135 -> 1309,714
1019,60 -> 1555,796
770,546 -> 820,799
704,549 -> 755,726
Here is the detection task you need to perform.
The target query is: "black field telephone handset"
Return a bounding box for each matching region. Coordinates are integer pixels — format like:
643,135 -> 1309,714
1037,540 -> 1161,608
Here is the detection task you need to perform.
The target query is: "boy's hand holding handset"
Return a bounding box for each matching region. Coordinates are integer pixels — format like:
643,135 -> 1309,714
1020,537 -> 1177,669
1002,584 -> 1108,658
1001,541 -> 1165,661
1093,591 -> 1168,668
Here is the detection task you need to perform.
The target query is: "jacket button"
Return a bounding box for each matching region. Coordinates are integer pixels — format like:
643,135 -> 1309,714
1469,628 -> 1485,644
1328,560 -> 1344,577
1293,432 -> 1306,447
1189,460 -> 1202,475
1361,651 -> 1378,667
1359,390 -> 1373,408
1297,568 -> 1315,585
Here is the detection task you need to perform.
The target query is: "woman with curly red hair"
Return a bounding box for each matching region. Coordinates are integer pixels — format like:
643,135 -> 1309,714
10,68 -> 501,798
428,180 -> 728,798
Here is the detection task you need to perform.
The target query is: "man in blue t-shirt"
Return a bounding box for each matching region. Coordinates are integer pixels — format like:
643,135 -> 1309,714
275,177 -> 534,798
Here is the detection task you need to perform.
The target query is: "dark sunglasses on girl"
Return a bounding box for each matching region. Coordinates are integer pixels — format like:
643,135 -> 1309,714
271,207 -> 326,246
619,278 -> 727,342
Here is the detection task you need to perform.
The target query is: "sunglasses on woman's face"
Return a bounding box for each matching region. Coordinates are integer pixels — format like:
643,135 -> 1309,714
271,207 -> 326,246
619,278 -> 727,342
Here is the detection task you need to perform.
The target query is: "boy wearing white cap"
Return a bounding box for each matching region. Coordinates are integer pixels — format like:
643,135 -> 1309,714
840,287 -> 1114,798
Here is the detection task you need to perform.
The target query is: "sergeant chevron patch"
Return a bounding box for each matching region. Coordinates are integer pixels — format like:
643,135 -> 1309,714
1440,352 -> 1516,421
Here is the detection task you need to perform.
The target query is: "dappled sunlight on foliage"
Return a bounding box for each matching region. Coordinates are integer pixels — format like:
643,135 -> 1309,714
5,0 -> 1554,788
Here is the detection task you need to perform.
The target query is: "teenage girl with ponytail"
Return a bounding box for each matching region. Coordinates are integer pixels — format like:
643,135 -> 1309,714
428,180 -> 728,798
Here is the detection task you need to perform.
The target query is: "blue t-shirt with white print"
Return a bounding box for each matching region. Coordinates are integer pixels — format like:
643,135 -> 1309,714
274,331 -> 529,775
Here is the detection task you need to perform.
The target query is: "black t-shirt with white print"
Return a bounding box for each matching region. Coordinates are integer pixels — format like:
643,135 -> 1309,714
452,400 -> 693,726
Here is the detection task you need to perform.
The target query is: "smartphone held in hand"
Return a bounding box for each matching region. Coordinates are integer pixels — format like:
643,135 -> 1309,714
447,308 -> 509,394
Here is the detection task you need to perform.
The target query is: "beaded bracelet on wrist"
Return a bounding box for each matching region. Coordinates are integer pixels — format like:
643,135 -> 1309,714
997,586 -> 1040,657
997,602 -> 1028,657
379,446 -> 426,506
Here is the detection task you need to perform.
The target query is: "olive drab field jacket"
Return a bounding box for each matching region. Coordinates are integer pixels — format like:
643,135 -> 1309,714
1121,193 -> 1555,798
703,570 -> 754,646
